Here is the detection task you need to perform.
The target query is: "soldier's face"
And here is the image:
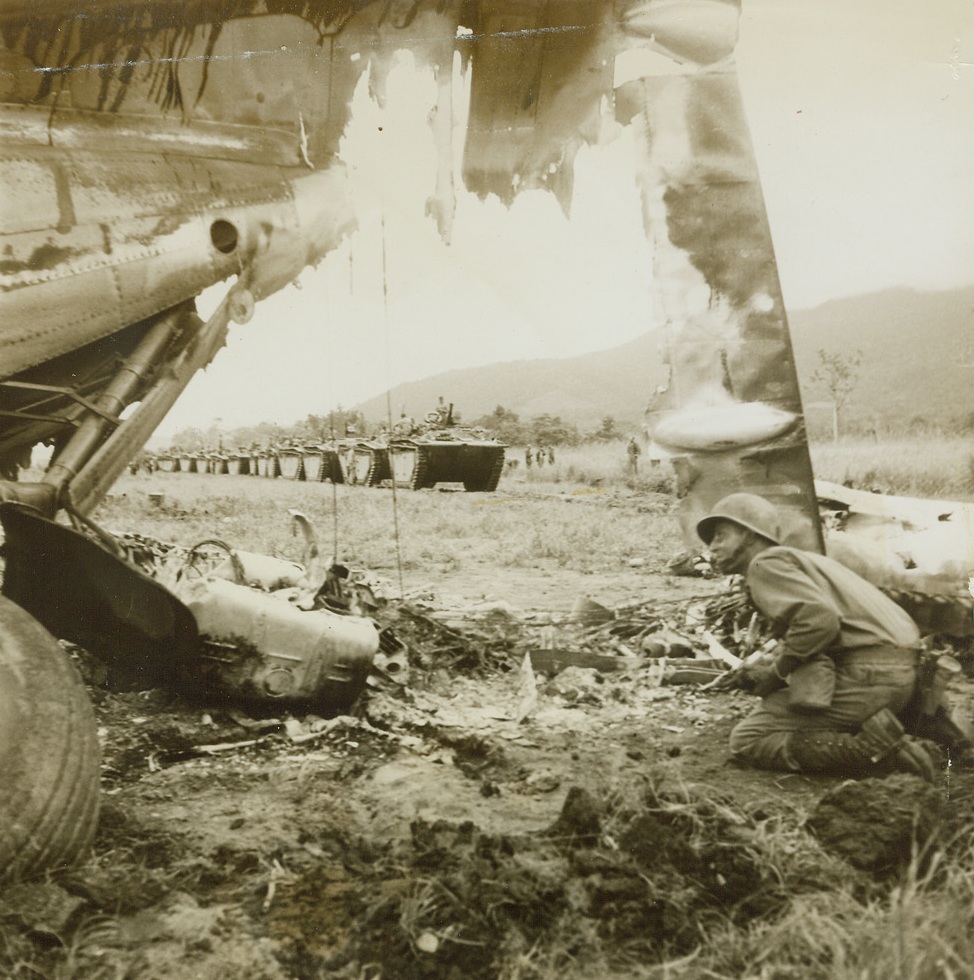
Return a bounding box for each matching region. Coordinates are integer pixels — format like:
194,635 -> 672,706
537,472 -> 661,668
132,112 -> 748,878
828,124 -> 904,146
707,520 -> 753,575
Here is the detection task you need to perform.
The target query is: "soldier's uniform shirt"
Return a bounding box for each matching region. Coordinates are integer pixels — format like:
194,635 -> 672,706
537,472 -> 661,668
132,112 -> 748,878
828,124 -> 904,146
729,545 -> 922,770
745,546 -> 920,677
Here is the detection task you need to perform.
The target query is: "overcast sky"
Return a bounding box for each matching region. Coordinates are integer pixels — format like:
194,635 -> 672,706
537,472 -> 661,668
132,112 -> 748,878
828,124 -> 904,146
156,0 -> 974,439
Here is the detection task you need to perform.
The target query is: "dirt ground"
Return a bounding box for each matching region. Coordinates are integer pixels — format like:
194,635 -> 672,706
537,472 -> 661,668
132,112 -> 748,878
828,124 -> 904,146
4,475 -> 974,979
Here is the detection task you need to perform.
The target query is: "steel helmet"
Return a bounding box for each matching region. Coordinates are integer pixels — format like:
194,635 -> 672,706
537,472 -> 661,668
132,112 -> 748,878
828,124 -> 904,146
696,493 -> 782,546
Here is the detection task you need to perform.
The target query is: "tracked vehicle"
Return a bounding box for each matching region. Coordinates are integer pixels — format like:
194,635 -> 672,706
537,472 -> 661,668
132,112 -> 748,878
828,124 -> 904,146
301,445 -> 345,484
226,451 -> 252,476
347,441 -> 391,487
276,446 -> 305,481
389,411 -> 506,492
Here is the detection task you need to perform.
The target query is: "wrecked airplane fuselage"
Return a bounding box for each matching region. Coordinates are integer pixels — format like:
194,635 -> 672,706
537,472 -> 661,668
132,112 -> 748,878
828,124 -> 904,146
2,0 -> 798,516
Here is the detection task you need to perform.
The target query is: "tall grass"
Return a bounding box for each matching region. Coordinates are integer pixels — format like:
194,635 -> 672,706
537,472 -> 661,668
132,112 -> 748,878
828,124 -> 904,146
809,435 -> 974,501
683,844 -> 974,980
88,431 -> 970,588
510,435 -> 973,502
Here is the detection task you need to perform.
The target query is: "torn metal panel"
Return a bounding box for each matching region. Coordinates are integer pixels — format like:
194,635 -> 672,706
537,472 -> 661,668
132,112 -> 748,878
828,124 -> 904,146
0,503 -> 200,690
1,0 -> 473,402
426,6 -> 464,242
619,12 -> 821,551
461,0 -> 614,212
818,480 -> 974,637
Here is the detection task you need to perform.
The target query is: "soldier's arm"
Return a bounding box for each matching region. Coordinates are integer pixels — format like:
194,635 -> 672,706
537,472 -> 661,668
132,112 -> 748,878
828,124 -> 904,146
746,553 -> 841,677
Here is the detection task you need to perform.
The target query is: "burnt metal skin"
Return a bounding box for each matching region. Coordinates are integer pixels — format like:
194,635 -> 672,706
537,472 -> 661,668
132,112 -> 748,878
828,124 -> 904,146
0,3 -> 360,508
0,0 -> 962,650
613,6 -> 823,553
0,3 -> 424,675
0,0 -> 413,881
0,0 -> 816,527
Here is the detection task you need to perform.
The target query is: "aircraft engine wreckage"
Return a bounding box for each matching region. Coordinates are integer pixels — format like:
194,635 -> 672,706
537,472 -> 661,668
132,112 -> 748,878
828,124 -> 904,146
0,0 -> 970,881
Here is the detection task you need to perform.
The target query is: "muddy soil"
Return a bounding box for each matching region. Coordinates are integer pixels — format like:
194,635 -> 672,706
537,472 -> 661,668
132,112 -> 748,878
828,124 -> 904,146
56,640 -> 969,980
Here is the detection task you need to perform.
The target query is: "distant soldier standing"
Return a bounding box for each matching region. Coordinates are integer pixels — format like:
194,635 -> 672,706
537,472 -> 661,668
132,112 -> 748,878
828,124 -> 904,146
535,446 -> 545,467
626,436 -> 641,474
393,413 -> 415,437
525,445 -> 533,468
547,446 -> 555,465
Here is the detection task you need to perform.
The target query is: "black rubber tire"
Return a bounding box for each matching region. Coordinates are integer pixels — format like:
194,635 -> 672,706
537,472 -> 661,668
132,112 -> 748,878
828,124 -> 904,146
0,596 -> 100,882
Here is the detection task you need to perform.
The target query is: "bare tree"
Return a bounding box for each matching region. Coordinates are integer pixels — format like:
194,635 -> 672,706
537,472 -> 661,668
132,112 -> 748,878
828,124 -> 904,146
810,347 -> 863,442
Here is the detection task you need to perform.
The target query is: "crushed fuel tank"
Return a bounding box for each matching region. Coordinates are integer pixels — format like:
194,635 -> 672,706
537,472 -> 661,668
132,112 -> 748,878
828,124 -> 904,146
178,577 -> 379,711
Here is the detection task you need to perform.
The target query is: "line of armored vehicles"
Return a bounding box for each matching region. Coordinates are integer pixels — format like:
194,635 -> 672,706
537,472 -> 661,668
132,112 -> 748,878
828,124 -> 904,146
148,404 -> 506,492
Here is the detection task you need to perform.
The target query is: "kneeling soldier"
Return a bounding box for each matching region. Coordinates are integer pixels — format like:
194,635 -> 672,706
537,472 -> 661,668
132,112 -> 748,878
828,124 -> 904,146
697,493 -> 941,781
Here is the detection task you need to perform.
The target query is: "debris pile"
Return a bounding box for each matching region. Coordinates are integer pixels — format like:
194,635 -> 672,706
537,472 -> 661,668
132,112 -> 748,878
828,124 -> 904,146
508,582 -> 776,691
381,602 -> 525,676
91,687 -> 414,789
392,576 -> 774,681
81,517 -> 974,760
4,510 -> 973,979
80,518 -> 788,725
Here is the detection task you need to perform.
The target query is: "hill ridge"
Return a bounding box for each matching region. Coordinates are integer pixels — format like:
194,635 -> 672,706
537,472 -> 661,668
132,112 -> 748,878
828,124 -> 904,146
355,285 -> 974,432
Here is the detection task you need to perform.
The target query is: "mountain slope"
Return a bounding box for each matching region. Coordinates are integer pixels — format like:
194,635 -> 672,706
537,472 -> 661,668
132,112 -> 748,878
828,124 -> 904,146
356,330 -> 669,431
788,286 -> 974,429
356,286 -> 974,433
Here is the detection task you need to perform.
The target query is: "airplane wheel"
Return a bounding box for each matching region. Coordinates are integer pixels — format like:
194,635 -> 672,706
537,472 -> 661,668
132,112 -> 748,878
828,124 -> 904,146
0,595 -> 100,882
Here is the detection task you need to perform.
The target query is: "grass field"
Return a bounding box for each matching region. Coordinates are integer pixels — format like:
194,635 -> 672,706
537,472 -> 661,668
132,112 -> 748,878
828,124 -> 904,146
85,430 -> 972,611
83,465 -> 974,980
809,435 -> 974,500
510,435 -> 974,501
98,471 -> 683,585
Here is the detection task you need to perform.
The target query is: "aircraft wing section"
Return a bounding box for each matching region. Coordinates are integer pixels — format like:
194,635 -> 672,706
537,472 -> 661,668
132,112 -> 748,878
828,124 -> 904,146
601,2 -> 822,551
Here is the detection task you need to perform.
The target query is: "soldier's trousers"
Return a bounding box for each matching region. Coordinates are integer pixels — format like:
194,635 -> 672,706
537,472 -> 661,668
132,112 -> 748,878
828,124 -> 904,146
729,648 -> 918,772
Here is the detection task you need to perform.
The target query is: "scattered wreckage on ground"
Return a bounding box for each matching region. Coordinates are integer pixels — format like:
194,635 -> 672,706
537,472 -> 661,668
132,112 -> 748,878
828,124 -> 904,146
3,499 -> 971,884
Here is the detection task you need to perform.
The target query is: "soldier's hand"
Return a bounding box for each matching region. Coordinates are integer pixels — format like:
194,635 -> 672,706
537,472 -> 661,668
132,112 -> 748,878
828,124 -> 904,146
743,662 -> 786,698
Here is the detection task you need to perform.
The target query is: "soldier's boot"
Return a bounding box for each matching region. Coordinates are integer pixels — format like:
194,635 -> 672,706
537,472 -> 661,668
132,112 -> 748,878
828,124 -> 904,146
783,708 -> 943,782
